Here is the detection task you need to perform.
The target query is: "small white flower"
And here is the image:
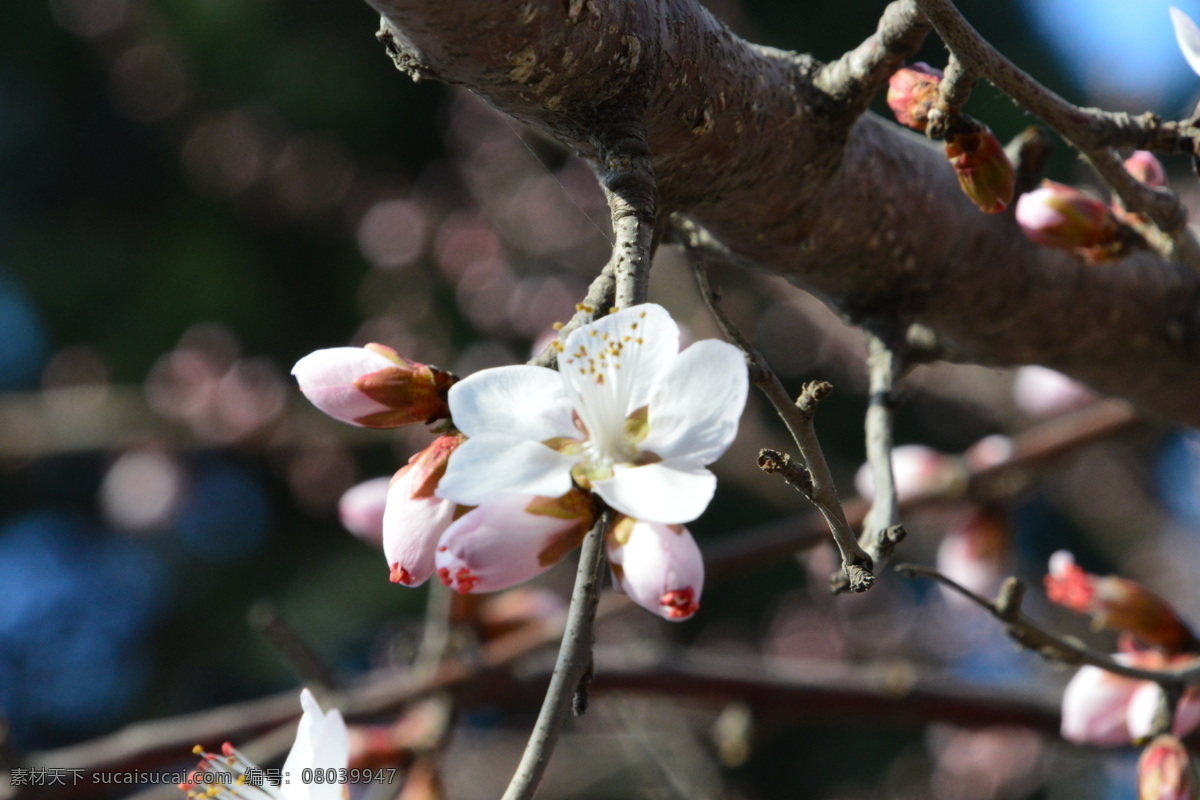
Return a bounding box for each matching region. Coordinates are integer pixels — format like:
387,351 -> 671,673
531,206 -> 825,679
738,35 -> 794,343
436,303 -> 748,524
182,689 -> 348,800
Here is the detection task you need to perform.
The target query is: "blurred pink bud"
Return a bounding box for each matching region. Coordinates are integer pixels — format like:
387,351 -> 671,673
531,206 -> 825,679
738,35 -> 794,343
945,127 -> 1015,213
886,62 -> 943,131
384,435 -> 464,587
478,588 -> 567,640
963,434 -> 1014,472
1128,680 -> 1200,742
606,517 -> 704,621
435,490 -> 595,594
936,507 -> 1009,604
1139,735 -> 1200,800
1015,181 -> 1119,252
1060,662 -> 1141,745
1126,151 -> 1168,188
1012,366 -> 1095,417
1046,551 -> 1196,652
291,344 -> 454,429
854,444 -> 967,503
338,476 -> 391,546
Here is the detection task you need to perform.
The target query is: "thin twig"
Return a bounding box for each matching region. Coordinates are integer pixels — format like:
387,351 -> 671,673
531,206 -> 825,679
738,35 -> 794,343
593,123 -> 657,307
896,564 -> 1200,689
529,262 -> 617,368
814,0 -> 932,120
911,0 -> 1200,273
414,582 -> 454,674
500,515 -> 609,800
691,260 -> 874,591
247,603 -> 337,692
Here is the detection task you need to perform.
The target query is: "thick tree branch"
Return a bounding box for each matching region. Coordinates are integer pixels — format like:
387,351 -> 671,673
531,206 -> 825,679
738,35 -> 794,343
911,0 -> 1200,271
367,0 -> 1200,425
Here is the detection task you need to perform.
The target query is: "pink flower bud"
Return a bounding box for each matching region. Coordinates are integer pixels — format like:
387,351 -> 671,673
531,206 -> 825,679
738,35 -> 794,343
935,507 -> 1009,605
1128,678 -> 1200,742
1012,365 -> 1095,417
384,434 -> 464,587
292,344 -> 454,429
435,490 -> 596,594
945,128 -> 1015,213
1015,181 -> 1119,251
1045,551 -> 1196,652
1060,661 -> 1142,745
1126,151 -> 1168,188
1139,736 -> 1200,800
854,444 -> 967,503
606,517 -> 705,621
338,476 -> 391,546
887,63 -> 944,131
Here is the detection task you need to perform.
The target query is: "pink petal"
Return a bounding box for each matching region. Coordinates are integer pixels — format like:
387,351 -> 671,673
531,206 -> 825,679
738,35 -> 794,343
1060,663 -> 1139,746
337,476 -> 391,546
434,495 -> 587,593
1128,682 -> 1200,741
382,467 -> 458,587
291,347 -> 394,425
606,519 -> 704,621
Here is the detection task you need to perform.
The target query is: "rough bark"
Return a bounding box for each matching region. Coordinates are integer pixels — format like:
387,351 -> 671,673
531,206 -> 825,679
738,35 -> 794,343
370,0 -> 1200,424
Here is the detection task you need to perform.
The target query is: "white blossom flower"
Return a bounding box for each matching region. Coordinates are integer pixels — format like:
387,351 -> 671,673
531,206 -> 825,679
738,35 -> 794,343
436,303 -> 748,524
1172,7 -> 1200,77
181,689 -> 348,800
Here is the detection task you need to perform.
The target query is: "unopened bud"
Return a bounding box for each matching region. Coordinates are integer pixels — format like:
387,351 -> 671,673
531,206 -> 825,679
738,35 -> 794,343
1139,736 -> 1200,800
854,444 -> 968,503
945,128 -> 1015,213
1045,551 -> 1197,652
1126,151 -> 1168,188
384,434 -> 464,587
887,63 -> 943,131
338,476 -> 391,546
1015,181 -> 1120,252
292,344 -> 454,429
606,517 -> 705,621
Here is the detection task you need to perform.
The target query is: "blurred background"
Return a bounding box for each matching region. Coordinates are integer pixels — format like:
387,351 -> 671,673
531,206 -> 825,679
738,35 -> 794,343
4,0 -> 1200,798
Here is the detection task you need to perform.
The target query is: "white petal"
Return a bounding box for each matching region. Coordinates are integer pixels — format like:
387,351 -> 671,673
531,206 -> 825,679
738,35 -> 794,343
641,339 -> 748,463
1128,682 -> 1200,740
560,304 -> 680,436
607,520 -> 704,621
281,690 -> 322,793
291,347 -> 393,425
447,365 -> 577,441
382,469 -> 458,586
435,496 -> 582,593
594,460 -> 716,524
306,709 -> 350,800
1173,7 -> 1200,77
436,433 -> 577,505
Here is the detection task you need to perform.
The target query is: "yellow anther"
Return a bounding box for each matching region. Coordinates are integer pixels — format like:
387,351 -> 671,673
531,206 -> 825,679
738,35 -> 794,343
552,321 -> 564,330
193,745 -> 205,755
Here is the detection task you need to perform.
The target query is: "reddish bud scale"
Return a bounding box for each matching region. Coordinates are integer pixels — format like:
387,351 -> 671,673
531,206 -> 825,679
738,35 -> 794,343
945,128 -> 1015,213
886,63 -> 944,131
661,588 -> 699,620
1046,552 -> 1197,653
389,564 -> 414,585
